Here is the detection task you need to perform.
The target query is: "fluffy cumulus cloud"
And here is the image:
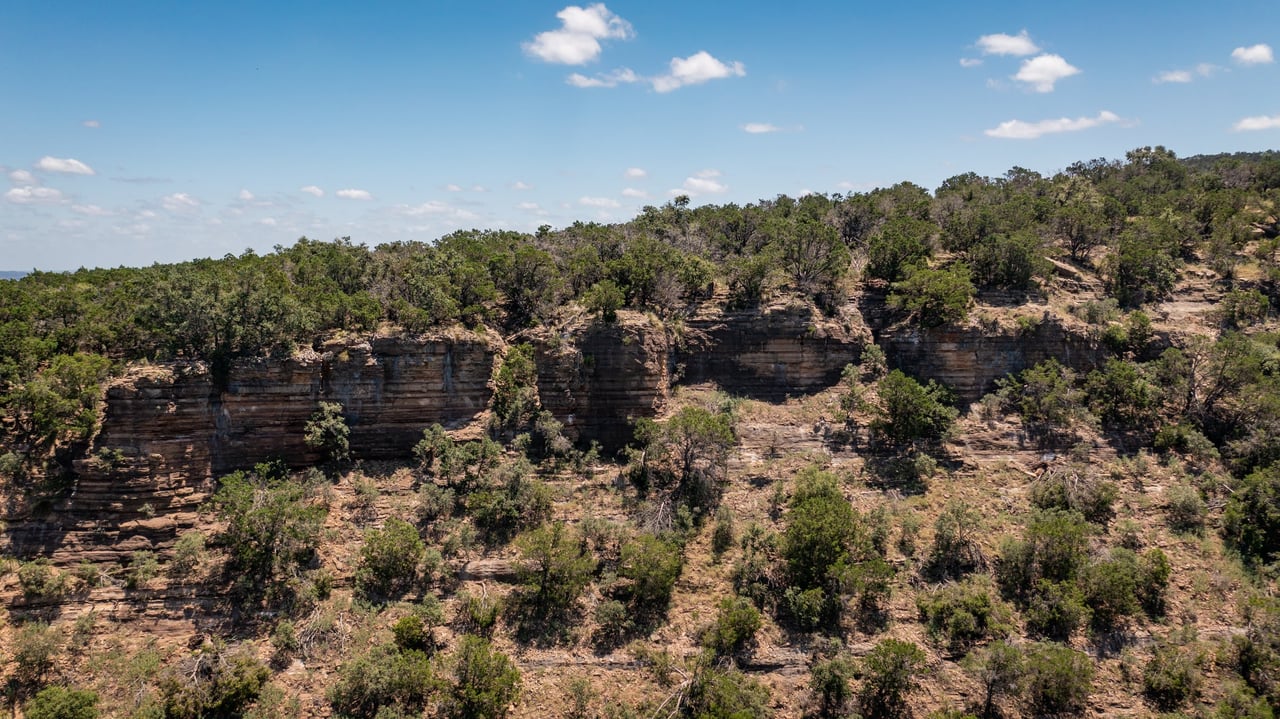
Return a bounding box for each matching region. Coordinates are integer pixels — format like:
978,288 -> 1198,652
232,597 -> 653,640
1233,43 -> 1274,66
567,67 -> 640,88
395,200 -> 478,221
652,51 -> 744,92
977,30 -> 1039,56
1013,54 -> 1079,92
517,201 -> 549,216
985,110 -> 1123,139
35,156 -> 95,175
9,169 -> 37,185
621,187 -> 648,199
959,58 -> 983,68
5,186 -> 64,204
742,122 -> 781,134
512,181 -> 533,190
336,188 -> 372,200
579,196 -> 621,208
1234,114 -> 1280,131
524,3 -> 633,65
300,185 -> 324,197
238,189 -> 255,201
1155,70 -> 1192,84
162,192 -> 200,211
624,167 -> 647,178
675,169 -> 728,196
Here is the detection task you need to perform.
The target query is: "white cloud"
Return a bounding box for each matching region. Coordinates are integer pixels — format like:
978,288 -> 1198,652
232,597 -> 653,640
471,185 -> 488,192
445,183 -> 463,192
567,67 -> 640,88
985,110 -> 1123,139
238,189 -> 254,201
300,185 -> 324,197
396,200 -> 478,220
35,156 -> 95,175
1233,114 -> 1280,131
652,51 -> 745,92
976,30 -> 1039,56
162,192 -> 200,211
621,187 -> 649,199
517,201 -> 550,216
1154,70 -> 1192,84
742,122 -> 781,134
258,217 -> 278,227
959,58 -> 983,68
524,3 -> 634,65
9,169 -> 37,185
82,119 -> 100,128
624,167 -> 647,178
512,181 -> 533,190
5,186 -> 64,204
676,170 -> 728,196
1013,54 -> 1080,92
336,188 -> 372,200
71,204 -> 112,216
1233,43 -> 1274,66
579,196 -> 621,208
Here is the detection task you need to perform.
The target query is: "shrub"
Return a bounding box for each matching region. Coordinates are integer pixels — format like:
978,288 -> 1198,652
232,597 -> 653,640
583,280 -> 625,322
917,578 -> 1013,656
711,505 -> 735,559
782,468 -> 862,595
701,596 -> 762,659
125,550 -> 160,590
170,531 -> 206,578
966,231 -> 1050,291
997,359 -> 1089,445
1165,483 -> 1207,533
1085,359 -> 1158,431
1138,548 -> 1172,616
158,648 -> 270,719
18,559 -> 67,601
1029,465 -> 1117,525
683,663 -> 770,719
304,401 -> 351,463
1081,548 -> 1141,631
12,621 -> 60,687
1143,640 -> 1203,710
872,370 -> 958,447
925,501 -> 985,580
455,591 -> 503,637
1021,642 -> 1093,716
24,686 -> 99,719
356,519 -> 426,601
859,639 -> 927,719
491,343 -> 539,434
887,263 -> 975,327
441,636 -> 521,719
1220,288 -> 1270,328
618,535 -> 677,600
809,653 -> 856,719
962,641 -> 1024,719
1024,580 -> 1090,641
328,644 -> 435,719
996,509 -> 1090,602
513,523 -> 596,619
1231,598 -> 1280,707
391,615 -> 433,654
1223,465 -> 1280,566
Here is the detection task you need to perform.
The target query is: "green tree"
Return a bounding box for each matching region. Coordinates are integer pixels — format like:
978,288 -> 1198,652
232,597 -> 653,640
1021,642 -> 1093,716
872,370 -> 958,447
859,639 -> 927,719
887,263 -> 975,327
304,401 -> 351,463
963,641 -> 1024,719
24,686 -> 99,719
1223,464 -> 1280,566
328,644 -> 435,719
211,461 -> 327,595
513,523 -> 596,618
581,280 -> 625,322
356,518 -> 426,601
701,596 -> 762,660
442,636 -> 521,719
491,344 -> 539,434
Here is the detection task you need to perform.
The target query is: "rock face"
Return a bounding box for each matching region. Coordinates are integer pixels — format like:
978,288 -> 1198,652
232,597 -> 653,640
877,315 -> 1106,404
529,313 -> 672,450
7,332 -> 499,561
680,303 -> 871,399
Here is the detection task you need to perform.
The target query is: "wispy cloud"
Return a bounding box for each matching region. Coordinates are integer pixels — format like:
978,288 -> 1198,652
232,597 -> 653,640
985,110 -> 1125,139
567,67 -> 640,88
524,3 -> 634,65
1154,63 -> 1219,84
300,185 -> 324,197
162,192 -> 200,212
35,156 -> 95,175
624,167 -> 647,178
82,119 -> 100,128
238,189 -> 255,201
511,181 -> 533,190
579,196 -> 621,208
652,51 -> 745,92
976,30 -> 1039,56
336,188 -> 372,200
1233,114 -> 1280,131
959,58 -> 983,68
1013,54 -> 1079,92
5,186 -> 64,204
621,187 -> 649,199
742,122 -> 781,134
1232,43 -> 1274,66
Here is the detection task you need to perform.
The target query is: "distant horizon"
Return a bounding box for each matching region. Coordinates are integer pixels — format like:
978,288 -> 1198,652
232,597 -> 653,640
4,1 -> 1279,271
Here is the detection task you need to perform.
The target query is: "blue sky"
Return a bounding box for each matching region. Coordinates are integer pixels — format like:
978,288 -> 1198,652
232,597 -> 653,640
2,1 -> 1277,271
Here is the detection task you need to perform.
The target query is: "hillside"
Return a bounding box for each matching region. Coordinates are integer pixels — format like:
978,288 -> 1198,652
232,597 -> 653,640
1,147 -> 1280,719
